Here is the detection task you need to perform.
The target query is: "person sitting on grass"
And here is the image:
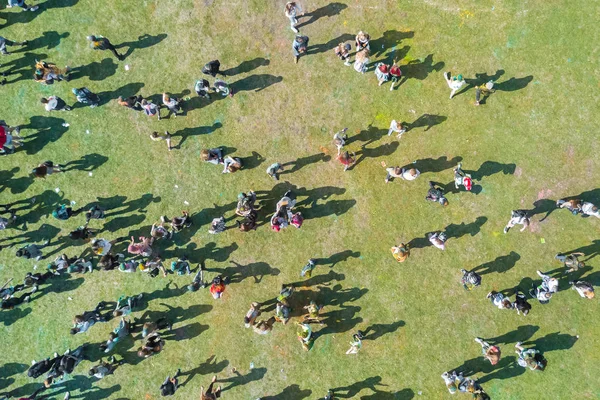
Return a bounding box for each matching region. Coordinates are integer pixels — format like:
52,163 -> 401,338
171,256 -> 191,276
214,79 -> 232,97
353,49 -> 369,74
555,252 -> 585,272
570,280 -> 594,299
474,337 -> 501,365
253,316 -> 276,335
34,60 -> 69,84
529,270 -> 558,304
222,155 -> 243,173
503,210 -> 530,233
162,93 -> 182,118
387,120 -> 406,138
292,35 -> 309,64
237,210 -> 258,232
334,43 -> 352,66
141,99 -> 161,120
428,231 -> 447,250
88,356 -> 121,379
113,294 -> 143,317
41,96 -> 71,112
70,302 -> 109,334
72,87 -> 100,107
515,342 -> 546,371
346,332 -> 363,354
486,291 -> 512,310
210,275 -> 226,299
512,291 -> 531,316
100,317 -> 130,353
374,63 -> 390,86
275,301 -> 291,324
425,181 -> 448,206
296,322 -> 314,351
117,95 -> 143,109
461,269 -> 481,290
138,331 -> 165,358
32,161 -> 64,178
391,243 -> 410,262
236,192 -> 256,217
67,257 -> 93,274
208,216 -> 226,234
168,211 -> 192,233
443,71 -> 466,99
453,162 -> 473,191
355,31 -> 370,51
195,79 -> 211,98
201,148 -> 224,165
244,302 -> 261,328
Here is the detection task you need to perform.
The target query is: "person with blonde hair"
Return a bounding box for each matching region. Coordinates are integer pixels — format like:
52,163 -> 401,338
353,49 -> 369,74
284,2 -> 304,33
391,243 -> 410,262
334,43 -> 352,66
355,31 -> 370,51
200,148 -> 224,165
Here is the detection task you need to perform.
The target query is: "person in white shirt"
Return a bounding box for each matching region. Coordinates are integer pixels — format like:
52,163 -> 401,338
40,96 -> 71,111
284,2 -> 304,33
443,71 -> 466,99
387,120 -> 406,138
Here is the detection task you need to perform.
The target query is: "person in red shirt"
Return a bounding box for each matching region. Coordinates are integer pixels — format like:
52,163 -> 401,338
210,276 -> 226,299
337,151 -> 356,171
475,337 -> 501,365
389,63 -> 402,90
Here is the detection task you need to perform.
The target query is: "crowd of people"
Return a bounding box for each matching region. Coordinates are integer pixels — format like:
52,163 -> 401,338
0,1 -> 597,399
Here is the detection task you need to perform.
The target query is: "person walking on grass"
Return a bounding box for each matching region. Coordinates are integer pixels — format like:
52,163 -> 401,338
141,99 -> 160,120
195,78 -> 211,98
334,43 -> 352,66
474,337 -> 501,365
200,376 -> 221,400
214,79 -> 232,97
389,63 -> 402,90
425,181 -> 448,206
337,151 -> 356,171
72,87 -> 100,107
162,93 -> 182,118
391,243 -> 410,262
266,162 -> 284,180
41,96 -> 71,112
374,63 -> 390,86
387,120 -> 406,138
353,49 -> 369,74
202,60 -> 220,77
284,2 -> 304,33
453,162 -> 473,191
86,35 -> 124,60
150,131 -> 173,151
32,161 -> 64,178
504,210 -> 530,233
475,81 -> 495,105
0,36 -> 28,55
555,252 -> 585,273
512,291 -> 532,316
244,302 -> 261,328
346,332 -> 363,354
160,369 -> 181,396
293,35 -> 309,64
333,128 -> 348,155
443,71 -> 466,99
7,0 -> 38,12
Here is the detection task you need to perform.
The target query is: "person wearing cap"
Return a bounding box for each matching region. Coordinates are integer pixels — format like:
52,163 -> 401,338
374,63 -> 390,86
391,243 -> 410,262
425,181 -> 448,206
86,35 -> 124,60
555,252 -> 585,273
355,31 -> 370,51
284,2 -> 304,33
0,36 -> 28,55
570,280 -> 594,299
453,162 -> 472,191
443,71 -> 466,99
353,49 -> 369,73
389,63 -> 402,90
292,35 -> 309,63
475,80 -> 495,105
334,43 -> 352,66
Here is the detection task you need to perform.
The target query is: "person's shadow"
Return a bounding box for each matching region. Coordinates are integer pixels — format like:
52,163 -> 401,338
352,141 -> 399,169
445,216 -> 488,239
495,75 -> 534,91
396,54 -> 444,86
486,325 -> 539,345
369,30 -> 415,58
0,51 -> 48,85
524,332 -> 578,352
70,58 -> 118,81
232,74 -> 283,93
116,33 -> 168,59
471,251 -> 520,275
307,33 -> 354,55
179,355 -> 229,387
221,57 -> 270,76
0,167 -> 33,195
413,155 -> 462,174
14,31 -> 70,52
406,114 -> 447,132
62,153 -> 109,172
361,320 -> 405,340
261,385 -> 312,400
295,2 -> 348,29
313,250 -> 361,268
281,152 -> 331,174
174,122 -> 222,148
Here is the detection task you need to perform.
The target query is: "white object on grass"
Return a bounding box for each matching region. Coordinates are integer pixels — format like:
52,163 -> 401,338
86,130 -> 90,134
62,123 -> 70,127
88,172 -> 93,176
55,188 -> 60,193
184,201 -> 190,206
124,65 -> 130,71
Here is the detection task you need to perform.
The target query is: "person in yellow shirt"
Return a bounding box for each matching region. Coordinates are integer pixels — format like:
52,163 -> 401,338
87,35 -> 124,60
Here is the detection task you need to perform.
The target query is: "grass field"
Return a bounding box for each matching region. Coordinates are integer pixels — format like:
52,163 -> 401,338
1,0 -> 600,399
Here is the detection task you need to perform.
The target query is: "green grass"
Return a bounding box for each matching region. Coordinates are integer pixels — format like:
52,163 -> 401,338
1,0 -> 600,399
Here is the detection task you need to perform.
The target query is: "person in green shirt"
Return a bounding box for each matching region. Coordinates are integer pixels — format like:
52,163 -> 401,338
86,35 -> 124,60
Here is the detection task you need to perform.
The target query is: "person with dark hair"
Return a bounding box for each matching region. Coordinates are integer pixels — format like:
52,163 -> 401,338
210,275 -> 226,299
201,148 -> 224,165
68,225 -> 97,241
529,270 -> 558,304
244,302 -> 261,328
512,291 -> 531,316
98,252 -> 123,270
0,36 -> 28,55
67,257 -> 93,274
40,96 -> 71,112
275,301 -> 290,324
71,302 -> 109,334
46,254 -> 75,274
88,356 -> 121,378
113,294 -> 143,317
202,60 -> 221,77
355,31 -> 370,51
570,280 -> 595,299
141,99 -> 160,120
515,342 -> 546,371
237,210 -> 258,232
486,291 -> 512,309
171,256 -> 191,276
28,356 -> 60,378
138,331 -> 165,358
200,375 -> 221,400
72,87 -> 100,107
425,181 -> 449,206
34,60 -> 70,84
52,204 -> 74,220
151,219 -> 172,242
128,236 -> 152,257
100,317 -> 130,353
86,35 -> 124,60
555,252 -> 585,273
32,161 -> 63,178
461,269 -> 481,290
428,231 -> 447,250
222,156 -> 242,173
292,35 -> 309,64
15,240 -> 50,261
213,79 -> 232,97
253,316 -> 276,335
334,43 -> 352,66
160,369 -> 181,396
236,192 -> 256,217
168,211 -> 192,233
345,332 -> 362,354
337,151 -> 356,171
208,216 -> 226,234
85,205 -> 106,223
195,79 -> 211,98
504,210 -> 530,233
117,95 -> 143,109
266,162 -> 284,180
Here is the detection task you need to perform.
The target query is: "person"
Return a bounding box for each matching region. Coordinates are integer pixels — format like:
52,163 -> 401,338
300,258 -> 316,277
40,96 -> 71,112
570,280 -> 594,299
46,254 -> 75,274
140,257 -> 167,278
290,211 -> 303,228
28,356 -> 60,378
88,356 -> 120,379
441,371 -> 460,394
160,369 -> 181,396
515,342 -> 546,371
391,243 -> 410,262
581,201 -> 600,218
138,331 -> 165,358
0,125 -> 24,154
530,270 -> 558,304
353,49 -> 369,74
128,236 -> 152,257
98,252 -> 123,270
222,156 -> 242,173
557,198 -> 600,218
0,36 -> 28,55
150,131 -> 173,151
275,301 -> 290,324
208,216 -> 226,234
68,225 -> 97,241
374,63 -> 390,86
453,162 -> 473,191
170,256 -> 191,275
296,322 -> 314,351
195,79 -> 211,98
292,35 -> 309,64
210,275 -> 226,299
244,302 -> 261,328
461,269 -> 482,290
387,120 -> 406,138
168,211 -> 192,233
428,231 -> 447,250
333,128 -> 348,155
253,316 -> 276,335
355,31 -> 370,51
513,291 -> 531,316
284,1 -> 303,33
474,337 -> 501,365
277,284 -> 294,306
151,220 -> 171,242
202,60 -> 220,77
200,375 -> 221,400
113,294 -> 143,317
32,161 -> 63,178
389,63 -> 402,90
0,209 -> 17,230
70,302 -> 108,334
266,162 -> 284,180
555,252 -> 585,272
334,43 -> 352,66
385,166 -> 420,183
141,99 -> 160,120
117,95 -> 142,109
91,238 -> 112,256
443,72 -> 466,99
346,332 -> 363,354
52,204 -> 74,220
486,291 -> 512,309
236,192 -> 256,217
34,60 -> 69,84
503,210 -> 530,233
201,148 -> 224,164
213,79 -> 232,97
15,240 -> 50,261
162,93 -> 182,118
425,181 -> 448,206
86,35 -> 124,60
85,205 -> 106,223
337,151 -> 356,171
475,80 -> 495,105
303,301 -> 322,323
45,346 -> 85,386
72,87 -> 100,107
237,210 -> 258,232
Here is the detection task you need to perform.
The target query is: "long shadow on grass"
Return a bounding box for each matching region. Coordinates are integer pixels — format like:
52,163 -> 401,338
174,122 -> 222,149
406,114 -> 447,132
295,2 -> 347,29
205,260 -> 280,285
361,320 -> 405,341
345,125 -> 388,146
20,115 -> 69,155
330,376 -> 385,398
262,385 -> 312,399
395,54 -> 444,87
0,363 -> 27,390
232,74 -> 283,93
408,216 -> 487,249
69,58 -> 118,81
412,155 -> 462,174
62,153 -> 109,172
0,167 -> 34,195
72,82 -> 145,109
221,57 -> 270,76
471,252 -> 520,275
0,0 -> 79,29
15,31 -> 70,52
307,33 -> 354,55
313,250 -> 361,268
0,51 -> 47,85
281,152 -> 331,174
179,355 -> 229,387
0,222 -> 60,246
350,141 -> 399,169
369,30 -> 415,58
361,388 -> 415,400
96,193 -> 161,218
116,33 -> 168,60
219,367 -> 267,392
524,332 -> 578,353
486,325 -> 539,345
